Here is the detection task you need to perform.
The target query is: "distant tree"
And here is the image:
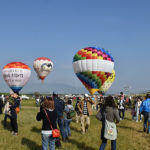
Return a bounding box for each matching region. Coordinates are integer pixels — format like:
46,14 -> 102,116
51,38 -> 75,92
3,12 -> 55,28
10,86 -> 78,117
34,92 -> 40,98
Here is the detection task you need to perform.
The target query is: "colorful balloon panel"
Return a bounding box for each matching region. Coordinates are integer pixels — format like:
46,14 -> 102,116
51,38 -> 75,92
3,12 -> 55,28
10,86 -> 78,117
99,69 -> 115,93
73,47 -> 114,95
33,57 -> 53,81
2,62 -> 31,92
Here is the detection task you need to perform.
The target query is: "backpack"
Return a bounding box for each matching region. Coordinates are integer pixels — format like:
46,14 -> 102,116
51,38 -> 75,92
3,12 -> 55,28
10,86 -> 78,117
67,108 -> 75,119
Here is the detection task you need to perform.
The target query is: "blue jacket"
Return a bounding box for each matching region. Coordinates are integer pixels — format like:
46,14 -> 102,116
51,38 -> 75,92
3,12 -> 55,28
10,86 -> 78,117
140,98 -> 150,113
54,97 -> 65,118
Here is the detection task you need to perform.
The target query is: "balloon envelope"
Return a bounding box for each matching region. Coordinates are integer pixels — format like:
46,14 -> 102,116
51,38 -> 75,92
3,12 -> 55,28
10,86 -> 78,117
33,57 -> 53,81
2,62 -> 31,92
99,69 -> 115,93
73,47 -> 114,95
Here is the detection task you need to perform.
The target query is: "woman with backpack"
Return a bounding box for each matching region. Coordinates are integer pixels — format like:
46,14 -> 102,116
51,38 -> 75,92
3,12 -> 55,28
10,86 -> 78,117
64,99 -> 74,141
98,96 -> 120,150
36,97 -> 58,150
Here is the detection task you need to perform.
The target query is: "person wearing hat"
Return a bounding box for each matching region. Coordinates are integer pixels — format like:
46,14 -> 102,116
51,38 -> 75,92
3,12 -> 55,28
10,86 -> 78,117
9,92 -> 20,136
77,94 -> 94,134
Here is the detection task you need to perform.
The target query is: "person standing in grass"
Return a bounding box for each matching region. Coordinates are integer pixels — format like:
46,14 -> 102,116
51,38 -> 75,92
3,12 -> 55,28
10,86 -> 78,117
99,96 -> 120,150
78,94 -> 94,134
53,93 -> 66,141
9,92 -> 20,136
36,97 -> 57,150
0,96 -> 3,114
3,95 -> 11,127
135,97 -> 142,122
64,99 -> 74,140
118,95 -> 125,120
75,97 -> 81,123
140,93 -> 150,133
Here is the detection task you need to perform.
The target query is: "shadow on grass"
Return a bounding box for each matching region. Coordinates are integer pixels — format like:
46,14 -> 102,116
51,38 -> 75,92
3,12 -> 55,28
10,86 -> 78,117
117,125 -> 137,131
31,126 -> 41,133
22,137 -> 42,150
69,139 -> 95,150
124,117 -> 131,121
70,126 -> 81,133
1,120 -> 12,131
137,130 -> 144,133
117,125 -> 143,133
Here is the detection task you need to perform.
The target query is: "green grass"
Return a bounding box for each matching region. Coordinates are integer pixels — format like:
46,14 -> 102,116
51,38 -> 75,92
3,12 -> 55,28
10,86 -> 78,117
21,99 -> 37,107
0,101 -> 150,150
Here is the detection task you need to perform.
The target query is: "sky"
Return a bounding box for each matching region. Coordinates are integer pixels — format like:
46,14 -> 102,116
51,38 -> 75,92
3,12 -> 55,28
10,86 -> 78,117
0,0 -> 150,94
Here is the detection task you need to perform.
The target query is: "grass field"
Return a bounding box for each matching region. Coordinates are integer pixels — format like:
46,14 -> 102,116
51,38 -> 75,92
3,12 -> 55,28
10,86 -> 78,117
0,100 -> 150,150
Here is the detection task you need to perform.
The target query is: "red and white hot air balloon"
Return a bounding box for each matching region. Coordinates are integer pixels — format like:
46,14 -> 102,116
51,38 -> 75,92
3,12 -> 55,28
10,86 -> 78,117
33,57 -> 53,81
2,62 -> 31,93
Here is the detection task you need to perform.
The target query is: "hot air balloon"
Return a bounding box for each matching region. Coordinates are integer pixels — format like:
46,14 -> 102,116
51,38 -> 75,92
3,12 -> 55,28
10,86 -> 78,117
2,62 -> 31,93
99,69 -> 115,93
33,57 -> 53,81
73,47 -> 114,95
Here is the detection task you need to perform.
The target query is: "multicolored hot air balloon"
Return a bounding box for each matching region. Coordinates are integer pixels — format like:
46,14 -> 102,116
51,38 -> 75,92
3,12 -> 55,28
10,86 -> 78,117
33,57 -> 53,81
99,69 -> 115,93
73,47 -> 114,95
2,62 -> 31,93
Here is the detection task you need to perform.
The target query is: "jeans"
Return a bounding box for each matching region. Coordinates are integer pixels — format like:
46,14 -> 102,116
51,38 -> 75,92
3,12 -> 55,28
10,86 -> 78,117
64,119 -> 71,137
119,109 -> 125,119
140,114 -> 143,121
136,107 -> 139,121
143,112 -> 150,133
99,138 -> 116,150
57,118 -> 66,139
96,104 -> 99,111
42,134 -> 55,150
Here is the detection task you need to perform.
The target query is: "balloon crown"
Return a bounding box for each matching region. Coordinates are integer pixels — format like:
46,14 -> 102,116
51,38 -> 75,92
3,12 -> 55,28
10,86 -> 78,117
73,47 -> 114,63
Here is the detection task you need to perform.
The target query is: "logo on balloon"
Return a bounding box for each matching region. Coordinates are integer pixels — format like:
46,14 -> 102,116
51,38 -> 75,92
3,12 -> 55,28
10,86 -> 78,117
2,62 -> 31,93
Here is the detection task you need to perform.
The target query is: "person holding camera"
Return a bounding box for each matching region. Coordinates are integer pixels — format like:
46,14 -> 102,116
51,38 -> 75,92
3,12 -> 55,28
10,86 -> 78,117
36,97 -> 58,150
78,94 -> 94,134
9,92 -> 20,136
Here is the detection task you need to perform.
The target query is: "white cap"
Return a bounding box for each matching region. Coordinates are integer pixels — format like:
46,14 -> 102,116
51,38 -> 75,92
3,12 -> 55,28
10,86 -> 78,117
84,94 -> 89,97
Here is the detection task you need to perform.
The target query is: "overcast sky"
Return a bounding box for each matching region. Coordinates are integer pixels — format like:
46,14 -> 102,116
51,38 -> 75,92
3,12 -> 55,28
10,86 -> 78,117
0,0 -> 150,94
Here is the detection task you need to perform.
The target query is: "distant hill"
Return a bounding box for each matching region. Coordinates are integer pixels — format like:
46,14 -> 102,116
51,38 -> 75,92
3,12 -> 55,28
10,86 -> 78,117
0,82 -> 87,94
